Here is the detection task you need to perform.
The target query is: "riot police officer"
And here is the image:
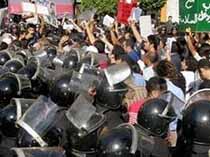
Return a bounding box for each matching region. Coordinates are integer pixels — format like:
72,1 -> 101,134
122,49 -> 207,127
178,89 -> 210,157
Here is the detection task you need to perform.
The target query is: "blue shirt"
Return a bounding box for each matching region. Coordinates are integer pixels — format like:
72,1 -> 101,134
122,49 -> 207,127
128,51 -> 140,62
131,73 -> 146,87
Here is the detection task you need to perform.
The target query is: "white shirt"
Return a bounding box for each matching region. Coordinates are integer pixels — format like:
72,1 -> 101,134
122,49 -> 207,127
143,66 -> 156,81
194,52 -> 205,61
166,79 -> 185,102
181,71 -> 196,92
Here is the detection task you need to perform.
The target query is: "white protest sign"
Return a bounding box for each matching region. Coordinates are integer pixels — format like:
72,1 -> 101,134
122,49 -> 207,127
36,4 -> 49,16
22,2 -> 36,13
22,2 -> 49,16
139,15 -> 153,38
63,22 -> 74,31
167,0 -> 179,23
0,7 -> 7,26
103,15 -> 115,28
166,37 -> 176,52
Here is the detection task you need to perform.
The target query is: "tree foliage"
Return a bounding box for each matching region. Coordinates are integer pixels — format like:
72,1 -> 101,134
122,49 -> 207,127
140,0 -> 167,11
80,0 -> 166,15
80,0 -> 118,15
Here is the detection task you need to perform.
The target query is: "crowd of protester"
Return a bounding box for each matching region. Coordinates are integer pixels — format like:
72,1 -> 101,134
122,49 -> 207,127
0,11 -> 210,157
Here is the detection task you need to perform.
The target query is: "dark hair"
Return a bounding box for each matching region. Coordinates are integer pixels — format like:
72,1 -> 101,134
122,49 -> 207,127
94,40 -> 105,54
146,76 -> 167,95
27,23 -> 36,29
0,42 -> 8,51
155,60 -> 186,93
198,59 -> 210,70
184,57 -> 198,72
198,43 -> 210,60
147,35 -> 160,51
155,60 -> 179,79
176,36 -> 188,60
199,80 -> 210,90
112,45 -> 126,61
70,32 -> 85,43
124,38 -> 135,49
171,41 -> 178,53
160,36 -> 167,47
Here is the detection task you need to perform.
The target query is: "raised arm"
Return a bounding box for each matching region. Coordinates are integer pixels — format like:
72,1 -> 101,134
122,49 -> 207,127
84,21 -> 96,44
129,20 -> 143,44
100,34 -> 114,51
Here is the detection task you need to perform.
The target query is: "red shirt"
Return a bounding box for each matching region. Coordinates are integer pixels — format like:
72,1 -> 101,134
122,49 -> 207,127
99,60 -> 108,69
128,99 -> 145,125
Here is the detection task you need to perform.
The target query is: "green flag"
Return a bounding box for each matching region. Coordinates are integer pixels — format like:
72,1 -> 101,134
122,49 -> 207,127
179,0 -> 210,32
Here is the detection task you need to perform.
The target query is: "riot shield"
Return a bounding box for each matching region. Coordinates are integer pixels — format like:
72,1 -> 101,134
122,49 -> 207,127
10,98 -> 36,121
160,91 -> 185,119
11,147 -> 66,157
65,94 -> 105,136
104,62 -> 131,87
16,96 -> 59,147
185,89 -> 210,109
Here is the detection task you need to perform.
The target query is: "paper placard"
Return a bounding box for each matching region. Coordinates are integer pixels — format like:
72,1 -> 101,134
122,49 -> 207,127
36,4 -> 49,16
63,23 -> 74,31
22,2 -> 50,16
22,2 -> 36,13
131,7 -> 142,22
139,15 -> 153,38
103,15 -> 115,28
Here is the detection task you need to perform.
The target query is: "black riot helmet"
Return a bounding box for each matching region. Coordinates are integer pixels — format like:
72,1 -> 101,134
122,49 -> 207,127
137,98 -> 176,137
17,57 -> 40,79
46,46 -> 57,60
4,59 -> 25,73
0,51 -> 12,66
96,79 -> 128,110
182,89 -> 210,146
17,127 -> 63,147
0,65 -> 8,76
18,57 -> 51,97
0,104 -> 18,137
49,72 -> 76,107
0,73 -> 19,106
182,100 -> 210,146
95,62 -> 130,109
63,49 -> 82,70
0,98 -> 35,138
17,62 -> 37,79
63,55 -> 79,70
97,123 -> 138,157
65,94 -> 106,155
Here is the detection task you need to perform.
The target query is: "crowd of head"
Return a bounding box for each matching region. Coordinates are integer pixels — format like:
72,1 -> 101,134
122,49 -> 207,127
0,12 -> 210,157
